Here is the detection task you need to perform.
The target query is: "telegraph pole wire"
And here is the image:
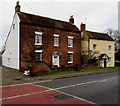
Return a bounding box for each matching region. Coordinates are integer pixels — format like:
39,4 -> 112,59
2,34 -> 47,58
20,0 -> 38,14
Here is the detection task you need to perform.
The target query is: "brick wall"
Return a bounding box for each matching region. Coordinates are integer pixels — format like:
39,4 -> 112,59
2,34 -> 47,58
20,23 -> 81,73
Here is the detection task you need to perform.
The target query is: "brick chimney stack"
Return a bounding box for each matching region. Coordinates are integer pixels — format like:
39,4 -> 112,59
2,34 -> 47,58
15,1 -> 20,13
80,23 -> 86,31
69,15 -> 74,24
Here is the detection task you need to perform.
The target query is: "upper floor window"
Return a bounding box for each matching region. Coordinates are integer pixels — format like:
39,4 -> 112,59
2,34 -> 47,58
68,51 -> 73,63
54,34 -> 59,46
68,36 -> 73,47
108,45 -> 112,52
93,44 -> 97,51
35,32 -> 42,45
35,50 -> 42,61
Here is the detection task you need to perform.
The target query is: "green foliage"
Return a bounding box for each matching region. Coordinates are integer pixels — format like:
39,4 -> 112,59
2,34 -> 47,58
80,66 -> 120,72
34,66 -> 120,77
35,70 -> 77,77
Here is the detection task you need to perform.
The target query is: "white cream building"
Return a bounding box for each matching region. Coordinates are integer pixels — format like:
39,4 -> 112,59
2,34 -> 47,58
81,23 -> 114,67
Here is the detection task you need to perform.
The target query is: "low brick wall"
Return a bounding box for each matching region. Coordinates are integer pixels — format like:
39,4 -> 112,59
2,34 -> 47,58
30,63 -> 80,76
81,64 -> 99,70
51,65 -> 80,72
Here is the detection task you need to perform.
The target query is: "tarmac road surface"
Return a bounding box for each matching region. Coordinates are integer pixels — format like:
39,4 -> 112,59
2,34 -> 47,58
34,72 -> 119,105
1,69 -> 119,105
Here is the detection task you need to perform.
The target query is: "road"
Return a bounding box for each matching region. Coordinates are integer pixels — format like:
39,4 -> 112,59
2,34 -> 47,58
2,71 -> 119,105
34,72 -> 119,105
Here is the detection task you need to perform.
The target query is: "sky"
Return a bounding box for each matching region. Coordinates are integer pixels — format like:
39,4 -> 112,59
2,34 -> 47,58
0,0 -> 119,51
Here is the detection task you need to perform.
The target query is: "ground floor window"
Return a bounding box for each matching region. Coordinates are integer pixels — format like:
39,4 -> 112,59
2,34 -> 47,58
68,51 -> 73,63
35,50 -> 42,61
108,57 -> 111,64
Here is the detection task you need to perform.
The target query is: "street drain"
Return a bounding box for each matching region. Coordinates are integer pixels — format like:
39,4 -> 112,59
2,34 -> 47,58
50,93 -> 72,100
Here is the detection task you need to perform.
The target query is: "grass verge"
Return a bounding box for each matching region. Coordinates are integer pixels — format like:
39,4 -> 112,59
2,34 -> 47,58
35,66 -> 120,77
80,66 -> 120,72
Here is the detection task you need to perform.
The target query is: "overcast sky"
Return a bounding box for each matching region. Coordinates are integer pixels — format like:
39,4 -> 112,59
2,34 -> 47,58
0,0 -> 119,51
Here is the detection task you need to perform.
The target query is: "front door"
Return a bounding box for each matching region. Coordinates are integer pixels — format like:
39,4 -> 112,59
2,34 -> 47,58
52,54 -> 59,67
104,58 -> 107,68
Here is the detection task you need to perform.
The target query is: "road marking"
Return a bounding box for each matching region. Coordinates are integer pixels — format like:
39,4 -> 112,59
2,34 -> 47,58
54,77 -> 117,90
1,80 -> 52,87
1,75 -> 118,104
2,89 -> 53,101
2,85 -> 96,105
2,77 -> 117,102
55,90 -> 96,105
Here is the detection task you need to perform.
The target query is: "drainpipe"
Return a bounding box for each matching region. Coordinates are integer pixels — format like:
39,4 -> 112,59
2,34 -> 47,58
88,38 -> 90,63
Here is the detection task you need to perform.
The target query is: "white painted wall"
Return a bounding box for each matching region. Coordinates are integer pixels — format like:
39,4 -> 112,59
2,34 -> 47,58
2,13 -> 20,70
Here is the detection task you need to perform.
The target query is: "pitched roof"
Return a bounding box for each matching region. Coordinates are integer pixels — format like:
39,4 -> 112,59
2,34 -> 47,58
86,31 -> 114,41
17,12 -> 80,32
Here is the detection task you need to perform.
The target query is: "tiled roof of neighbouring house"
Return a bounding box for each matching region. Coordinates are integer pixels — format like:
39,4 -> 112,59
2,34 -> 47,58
17,12 -> 80,32
86,31 -> 114,41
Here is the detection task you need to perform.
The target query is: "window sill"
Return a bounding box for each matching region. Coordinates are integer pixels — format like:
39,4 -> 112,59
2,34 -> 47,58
54,45 -> 59,47
35,60 -> 42,62
68,62 -> 73,64
68,46 -> 73,48
35,43 -> 42,45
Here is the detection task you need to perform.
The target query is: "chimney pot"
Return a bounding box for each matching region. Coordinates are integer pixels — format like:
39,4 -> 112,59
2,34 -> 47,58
69,15 -> 74,24
80,23 -> 86,31
15,1 -> 20,13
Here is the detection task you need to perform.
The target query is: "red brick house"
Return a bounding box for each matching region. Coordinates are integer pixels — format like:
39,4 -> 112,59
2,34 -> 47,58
2,2 -> 81,75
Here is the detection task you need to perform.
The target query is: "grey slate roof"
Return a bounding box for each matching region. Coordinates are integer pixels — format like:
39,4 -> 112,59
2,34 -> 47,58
86,31 -> 114,41
17,12 -> 80,33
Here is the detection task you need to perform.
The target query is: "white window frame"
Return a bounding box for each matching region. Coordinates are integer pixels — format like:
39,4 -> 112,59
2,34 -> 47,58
93,44 -> 97,52
68,36 -> 73,48
54,34 -> 59,46
35,50 -> 43,61
35,32 -> 42,45
68,51 -> 73,63
100,59 -> 104,63
108,45 -> 112,52
108,57 -> 111,64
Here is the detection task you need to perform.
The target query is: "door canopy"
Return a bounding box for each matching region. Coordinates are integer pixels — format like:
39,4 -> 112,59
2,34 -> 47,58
99,54 -> 109,60
52,51 -> 61,55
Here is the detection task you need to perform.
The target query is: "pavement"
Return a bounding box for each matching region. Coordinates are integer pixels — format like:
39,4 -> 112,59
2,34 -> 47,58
1,66 -> 119,86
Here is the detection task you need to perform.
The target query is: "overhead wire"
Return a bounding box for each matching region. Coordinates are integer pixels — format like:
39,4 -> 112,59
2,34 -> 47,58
20,0 -> 38,14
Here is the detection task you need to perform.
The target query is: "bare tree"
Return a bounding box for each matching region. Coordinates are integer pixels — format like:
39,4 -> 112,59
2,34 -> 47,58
82,50 -> 100,64
105,28 -> 113,37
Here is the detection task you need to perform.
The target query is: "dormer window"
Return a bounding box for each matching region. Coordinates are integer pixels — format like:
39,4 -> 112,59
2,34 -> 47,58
35,32 -> 42,45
